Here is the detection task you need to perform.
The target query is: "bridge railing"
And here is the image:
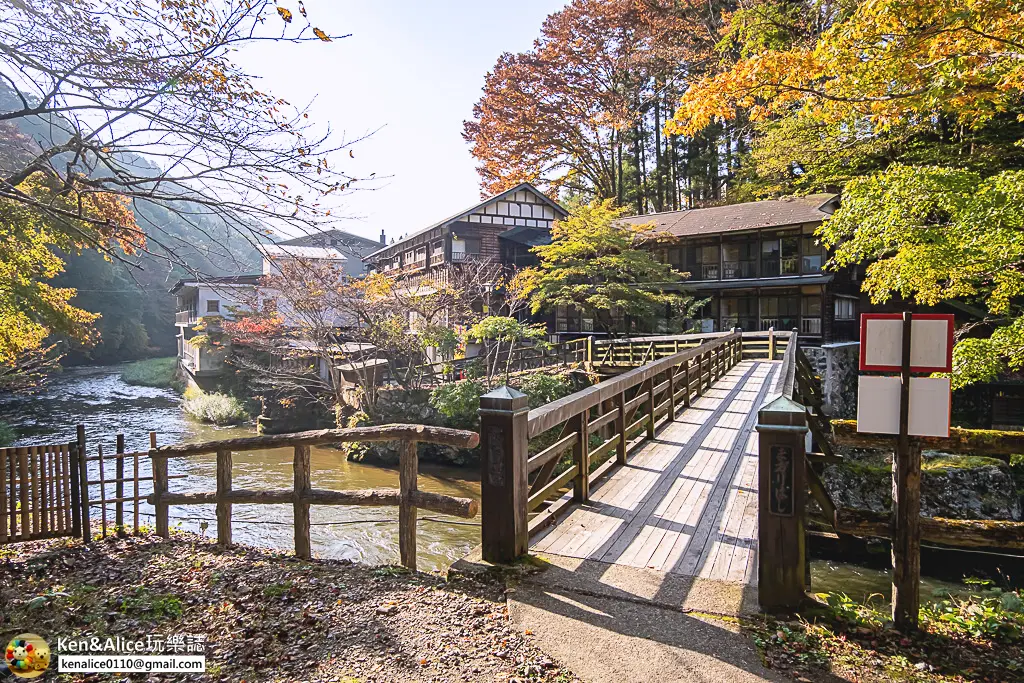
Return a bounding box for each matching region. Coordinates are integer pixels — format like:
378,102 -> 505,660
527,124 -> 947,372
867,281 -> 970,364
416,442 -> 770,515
477,331 -> 744,563
590,329 -> 790,367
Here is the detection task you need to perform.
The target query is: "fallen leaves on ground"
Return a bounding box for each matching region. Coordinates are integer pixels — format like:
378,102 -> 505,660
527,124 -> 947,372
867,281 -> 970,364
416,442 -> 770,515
0,532 -> 578,682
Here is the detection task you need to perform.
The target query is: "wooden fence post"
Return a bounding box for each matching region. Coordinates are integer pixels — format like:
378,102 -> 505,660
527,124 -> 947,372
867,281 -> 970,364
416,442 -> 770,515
682,361 -> 691,408
17,447 -> 29,539
151,431 -> 169,539
572,410 -> 590,502
76,425 -> 90,543
755,394 -> 809,611
293,444 -> 311,559
646,378 -> 656,439
115,434 -> 125,536
478,386 -> 530,563
68,441 -> 81,538
615,391 -> 627,464
667,366 -> 676,419
768,327 -> 776,361
399,440 -> 418,570
216,448 -> 232,547
893,311 -> 921,629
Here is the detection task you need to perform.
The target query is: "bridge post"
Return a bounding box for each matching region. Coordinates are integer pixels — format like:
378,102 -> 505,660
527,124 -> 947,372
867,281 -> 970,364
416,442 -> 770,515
755,394 -> 809,611
479,386 -> 530,563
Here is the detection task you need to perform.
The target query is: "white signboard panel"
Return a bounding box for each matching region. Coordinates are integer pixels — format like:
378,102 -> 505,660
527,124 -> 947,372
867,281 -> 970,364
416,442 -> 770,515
857,376 -> 900,435
908,377 -> 952,437
860,314 -> 954,372
857,376 -> 951,437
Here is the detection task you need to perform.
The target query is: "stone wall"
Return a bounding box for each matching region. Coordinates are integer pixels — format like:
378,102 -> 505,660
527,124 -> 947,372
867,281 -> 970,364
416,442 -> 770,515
803,341 -> 859,419
822,451 -> 1022,521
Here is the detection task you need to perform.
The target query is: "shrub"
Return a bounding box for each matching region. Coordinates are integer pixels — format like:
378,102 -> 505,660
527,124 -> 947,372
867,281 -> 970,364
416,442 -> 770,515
428,379 -> 486,431
182,388 -> 248,425
427,372 -> 579,433
121,357 -> 179,388
515,372 -> 576,409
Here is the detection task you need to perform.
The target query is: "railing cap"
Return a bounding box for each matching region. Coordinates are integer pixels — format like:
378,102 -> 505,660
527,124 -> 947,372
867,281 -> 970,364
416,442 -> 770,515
479,385 -> 529,412
757,394 -> 809,431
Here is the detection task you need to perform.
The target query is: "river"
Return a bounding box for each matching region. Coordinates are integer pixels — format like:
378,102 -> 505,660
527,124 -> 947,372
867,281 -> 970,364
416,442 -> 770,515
0,364 -> 481,570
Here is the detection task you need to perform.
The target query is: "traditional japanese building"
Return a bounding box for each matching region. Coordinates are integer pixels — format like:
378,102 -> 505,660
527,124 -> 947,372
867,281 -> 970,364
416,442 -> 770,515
363,182 -> 569,281
610,193 -> 861,343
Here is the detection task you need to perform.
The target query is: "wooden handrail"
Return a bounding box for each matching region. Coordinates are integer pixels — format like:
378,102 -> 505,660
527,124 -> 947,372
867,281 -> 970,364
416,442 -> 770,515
149,424 -> 479,458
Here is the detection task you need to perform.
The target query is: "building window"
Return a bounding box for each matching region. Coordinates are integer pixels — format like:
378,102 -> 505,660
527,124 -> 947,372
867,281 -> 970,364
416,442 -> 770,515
452,237 -> 482,261
721,295 -> 757,331
834,297 -> 856,320
207,300 -> 220,313
723,241 -> 757,279
759,296 -> 799,331
686,244 -> 720,280
802,236 -> 824,273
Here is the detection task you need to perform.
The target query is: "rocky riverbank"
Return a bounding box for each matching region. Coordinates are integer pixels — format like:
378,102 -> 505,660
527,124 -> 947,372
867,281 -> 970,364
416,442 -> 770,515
822,449 -> 1023,520
0,533 -> 577,682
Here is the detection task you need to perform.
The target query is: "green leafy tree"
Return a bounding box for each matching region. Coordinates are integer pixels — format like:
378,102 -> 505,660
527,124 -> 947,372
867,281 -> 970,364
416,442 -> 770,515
517,200 -> 700,335
466,315 -> 548,386
821,165 -> 1024,388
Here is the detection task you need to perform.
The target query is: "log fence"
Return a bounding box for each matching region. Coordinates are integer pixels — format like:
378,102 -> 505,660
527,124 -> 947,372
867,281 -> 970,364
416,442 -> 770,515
146,424 -> 480,569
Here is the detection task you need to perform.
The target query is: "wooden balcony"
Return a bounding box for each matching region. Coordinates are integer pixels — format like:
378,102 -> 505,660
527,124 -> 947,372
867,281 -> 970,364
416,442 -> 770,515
175,310 -> 196,325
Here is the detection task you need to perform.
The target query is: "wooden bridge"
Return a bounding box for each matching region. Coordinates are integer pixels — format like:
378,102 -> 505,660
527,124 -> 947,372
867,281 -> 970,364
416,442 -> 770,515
477,331 -> 806,608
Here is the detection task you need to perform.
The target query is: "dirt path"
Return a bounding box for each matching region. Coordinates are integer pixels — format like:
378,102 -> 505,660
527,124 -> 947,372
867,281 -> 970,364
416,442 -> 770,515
0,533 -> 578,682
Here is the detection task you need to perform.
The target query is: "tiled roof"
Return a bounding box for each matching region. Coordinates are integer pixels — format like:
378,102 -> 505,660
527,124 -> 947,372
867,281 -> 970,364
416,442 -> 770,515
279,229 -> 382,251
364,181 -> 568,260
617,194 -> 838,238
259,244 -> 347,260
168,274 -> 263,294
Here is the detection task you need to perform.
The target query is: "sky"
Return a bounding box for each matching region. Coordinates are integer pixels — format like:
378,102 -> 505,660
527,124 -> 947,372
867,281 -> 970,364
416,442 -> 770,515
239,0 -> 566,244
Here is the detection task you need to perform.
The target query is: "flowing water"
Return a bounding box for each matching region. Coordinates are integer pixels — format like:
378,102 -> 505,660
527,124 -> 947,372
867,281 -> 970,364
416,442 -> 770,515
0,364 -> 481,570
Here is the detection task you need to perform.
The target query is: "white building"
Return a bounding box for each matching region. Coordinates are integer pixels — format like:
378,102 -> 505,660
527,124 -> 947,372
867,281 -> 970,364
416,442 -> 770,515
171,243 -> 358,383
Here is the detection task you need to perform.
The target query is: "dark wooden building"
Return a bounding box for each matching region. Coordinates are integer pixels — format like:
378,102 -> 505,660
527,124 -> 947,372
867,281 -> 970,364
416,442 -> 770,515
609,193 -> 861,343
363,182 -> 568,283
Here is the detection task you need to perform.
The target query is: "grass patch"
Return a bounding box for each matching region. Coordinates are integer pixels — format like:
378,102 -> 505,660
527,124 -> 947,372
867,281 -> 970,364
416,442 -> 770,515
921,454 -> 1006,471
121,357 -> 179,388
182,386 -> 248,425
119,587 -> 183,620
0,421 -> 15,447
749,587 -> 1024,681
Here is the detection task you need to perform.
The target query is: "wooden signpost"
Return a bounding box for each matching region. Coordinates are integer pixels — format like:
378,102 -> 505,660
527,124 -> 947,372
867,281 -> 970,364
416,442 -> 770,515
856,312 -> 954,629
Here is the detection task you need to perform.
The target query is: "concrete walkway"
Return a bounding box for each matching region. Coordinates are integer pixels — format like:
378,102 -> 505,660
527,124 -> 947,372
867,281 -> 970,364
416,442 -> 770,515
502,554 -> 785,683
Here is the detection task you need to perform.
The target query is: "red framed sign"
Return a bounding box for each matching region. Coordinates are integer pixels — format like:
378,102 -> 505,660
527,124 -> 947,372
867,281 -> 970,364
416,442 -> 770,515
859,313 -> 954,373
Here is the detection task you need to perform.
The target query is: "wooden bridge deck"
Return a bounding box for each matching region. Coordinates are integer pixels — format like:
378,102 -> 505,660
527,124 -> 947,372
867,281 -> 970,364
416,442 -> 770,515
531,360 -> 778,584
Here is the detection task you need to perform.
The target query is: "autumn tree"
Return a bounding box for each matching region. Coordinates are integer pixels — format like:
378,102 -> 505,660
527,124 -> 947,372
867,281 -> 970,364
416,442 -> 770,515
670,0 -> 1024,387
464,0 -> 729,213
226,258 -> 508,420
0,0 -> 364,383
516,199 -> 702,334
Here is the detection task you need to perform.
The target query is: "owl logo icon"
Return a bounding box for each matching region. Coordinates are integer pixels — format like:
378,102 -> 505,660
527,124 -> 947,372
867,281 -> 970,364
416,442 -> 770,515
4,634 -> 50,679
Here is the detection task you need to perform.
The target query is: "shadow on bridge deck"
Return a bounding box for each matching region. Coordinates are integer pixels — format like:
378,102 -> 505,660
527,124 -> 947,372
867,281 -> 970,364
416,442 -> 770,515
527,359 -> 778,616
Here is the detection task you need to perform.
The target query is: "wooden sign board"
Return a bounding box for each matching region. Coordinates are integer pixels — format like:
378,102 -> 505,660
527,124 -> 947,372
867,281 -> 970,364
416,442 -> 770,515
857,375 -> 951,437
859,313 -> 954,373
